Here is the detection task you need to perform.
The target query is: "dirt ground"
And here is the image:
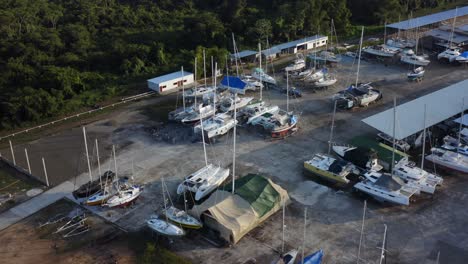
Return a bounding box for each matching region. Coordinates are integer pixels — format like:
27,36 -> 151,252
0,198 -> 136,264
1,53 -> 468,263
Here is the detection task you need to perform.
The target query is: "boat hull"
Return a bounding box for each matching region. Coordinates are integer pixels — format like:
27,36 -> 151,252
272,123 -> 298,138
401,56 -> 430,66
354,183 -> 410,206
303,162 -> 349,185
425,156 -> 468,174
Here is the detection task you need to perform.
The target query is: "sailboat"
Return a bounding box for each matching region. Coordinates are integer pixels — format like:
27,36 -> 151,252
252,43 -> 277,85
104,183 -> 142,207
178,99 -> 230,200
147,177 -> 186,236
314,72 -> 337,88
426,99 -> 468,174
438,8 -> 461,62
425,148 -> 468,174
284,54 -> 306,72
401,50 -> 430,66
304,154 -> 359,185
193,113 -> 238,139
407,66 -> 425,80
249,73 -> 299,138
332,27 -> 382,109
442,135 -> 468,156
162,179 -> 203,229
219,94 -> 253,112
353,171 -> 419,205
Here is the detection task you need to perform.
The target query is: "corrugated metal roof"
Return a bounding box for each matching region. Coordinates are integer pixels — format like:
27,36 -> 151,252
426,28 -> 468,44
387,6 -> 468,30
261,35 -> 328,56
232,50 -> 258,59
147,71 -> 193,84
362,79 -> 468,140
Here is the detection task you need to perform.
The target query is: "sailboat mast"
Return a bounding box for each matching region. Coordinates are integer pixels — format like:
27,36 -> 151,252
449,8 -> 458,48
82,127 -> 93,182
391,97 -> 397,175
203,50 -> 207,89
259,42 -> 263,101
200,114 -> 208,167
162,177 -> 168,222
457,98 -> 465,154
379,224 -> 388,264
286,72 -> 289,113
301,207 -> 307,264
232,33 -> 239,77
356,27 -> 364,87
281,200 -> 285,253
95,139 -> 101,187
357,200 -> 367,264
421,104 -> 427,170
112,145 -> 117,178
213,62 -> 217,117
384,21 -> 387,45
328,100 -> 337,154
181,66 -> 185,111
194,57 -> 197,106
232,93 -> 237,194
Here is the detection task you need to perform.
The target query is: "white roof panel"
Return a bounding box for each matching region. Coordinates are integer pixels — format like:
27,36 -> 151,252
387,6 -> 468,30
362,79 -> 468,140
148,71 -> 192,84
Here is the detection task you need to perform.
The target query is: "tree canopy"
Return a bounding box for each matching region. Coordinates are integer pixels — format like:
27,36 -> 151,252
0,0 -> 457,129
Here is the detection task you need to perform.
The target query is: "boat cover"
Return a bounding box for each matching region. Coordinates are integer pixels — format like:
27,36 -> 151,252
329,160 -> 348,174
221,76 -> 246,90
190,174 -> 289,244
375,174 -> 404,191
302,249 -> 324,264
343,147 -> 378,169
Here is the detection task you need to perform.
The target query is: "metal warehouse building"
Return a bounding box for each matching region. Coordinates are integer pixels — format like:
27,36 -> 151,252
147,71 -> 194,94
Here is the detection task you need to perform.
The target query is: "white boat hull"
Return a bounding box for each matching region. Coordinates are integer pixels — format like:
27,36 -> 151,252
401,56 -> 430,66
354,182 -> 410,206
147,218 -> 185,236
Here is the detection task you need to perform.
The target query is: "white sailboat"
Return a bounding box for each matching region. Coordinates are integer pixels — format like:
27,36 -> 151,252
219,95 -> 253,112
425,148 -> 468,174
181,104 -> 216,124
244,100 -> 280,124
147,177 -> 185,236
353,171 -> 419,205
183,86 -> 216,98
401,49 -> 430,66
393,158 -> 442,194
163,179 -> 203,229
438,7 -> 461,62
193,113 -> 238,139
407,66 -> 425,80
104,184 -> 142,207
442,135 -> 468,156
252,43 -> 276,85
178,105 -> 230,200
363,44 -> 399,57
314,73 -> 337,87
284,54 -> 306,72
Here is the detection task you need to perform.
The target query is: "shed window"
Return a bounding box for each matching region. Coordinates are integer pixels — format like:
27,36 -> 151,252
161,85 -> 167,89
173,82 -> 178,85
184,80 -> 187,82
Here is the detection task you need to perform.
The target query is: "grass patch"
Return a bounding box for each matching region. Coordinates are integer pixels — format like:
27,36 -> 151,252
0,169 -> 36,194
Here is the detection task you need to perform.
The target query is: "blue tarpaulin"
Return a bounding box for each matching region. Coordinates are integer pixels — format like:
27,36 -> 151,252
460,51 -> 468,58
302,249 -> 323,264
221,76 -> 247,94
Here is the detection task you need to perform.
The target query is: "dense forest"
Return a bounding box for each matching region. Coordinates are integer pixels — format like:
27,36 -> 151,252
0,0 -> 461,129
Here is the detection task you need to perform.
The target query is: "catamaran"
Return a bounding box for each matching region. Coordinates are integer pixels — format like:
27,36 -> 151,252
332,145 -> 383,172
425,148 -> 468,174
392,158 -> 443,194
353,171 -> 419,206
332,84 -> 382,109
304,153 -> 359,185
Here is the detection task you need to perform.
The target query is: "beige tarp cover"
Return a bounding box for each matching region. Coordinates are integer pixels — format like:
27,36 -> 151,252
190,175 -> 289,244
